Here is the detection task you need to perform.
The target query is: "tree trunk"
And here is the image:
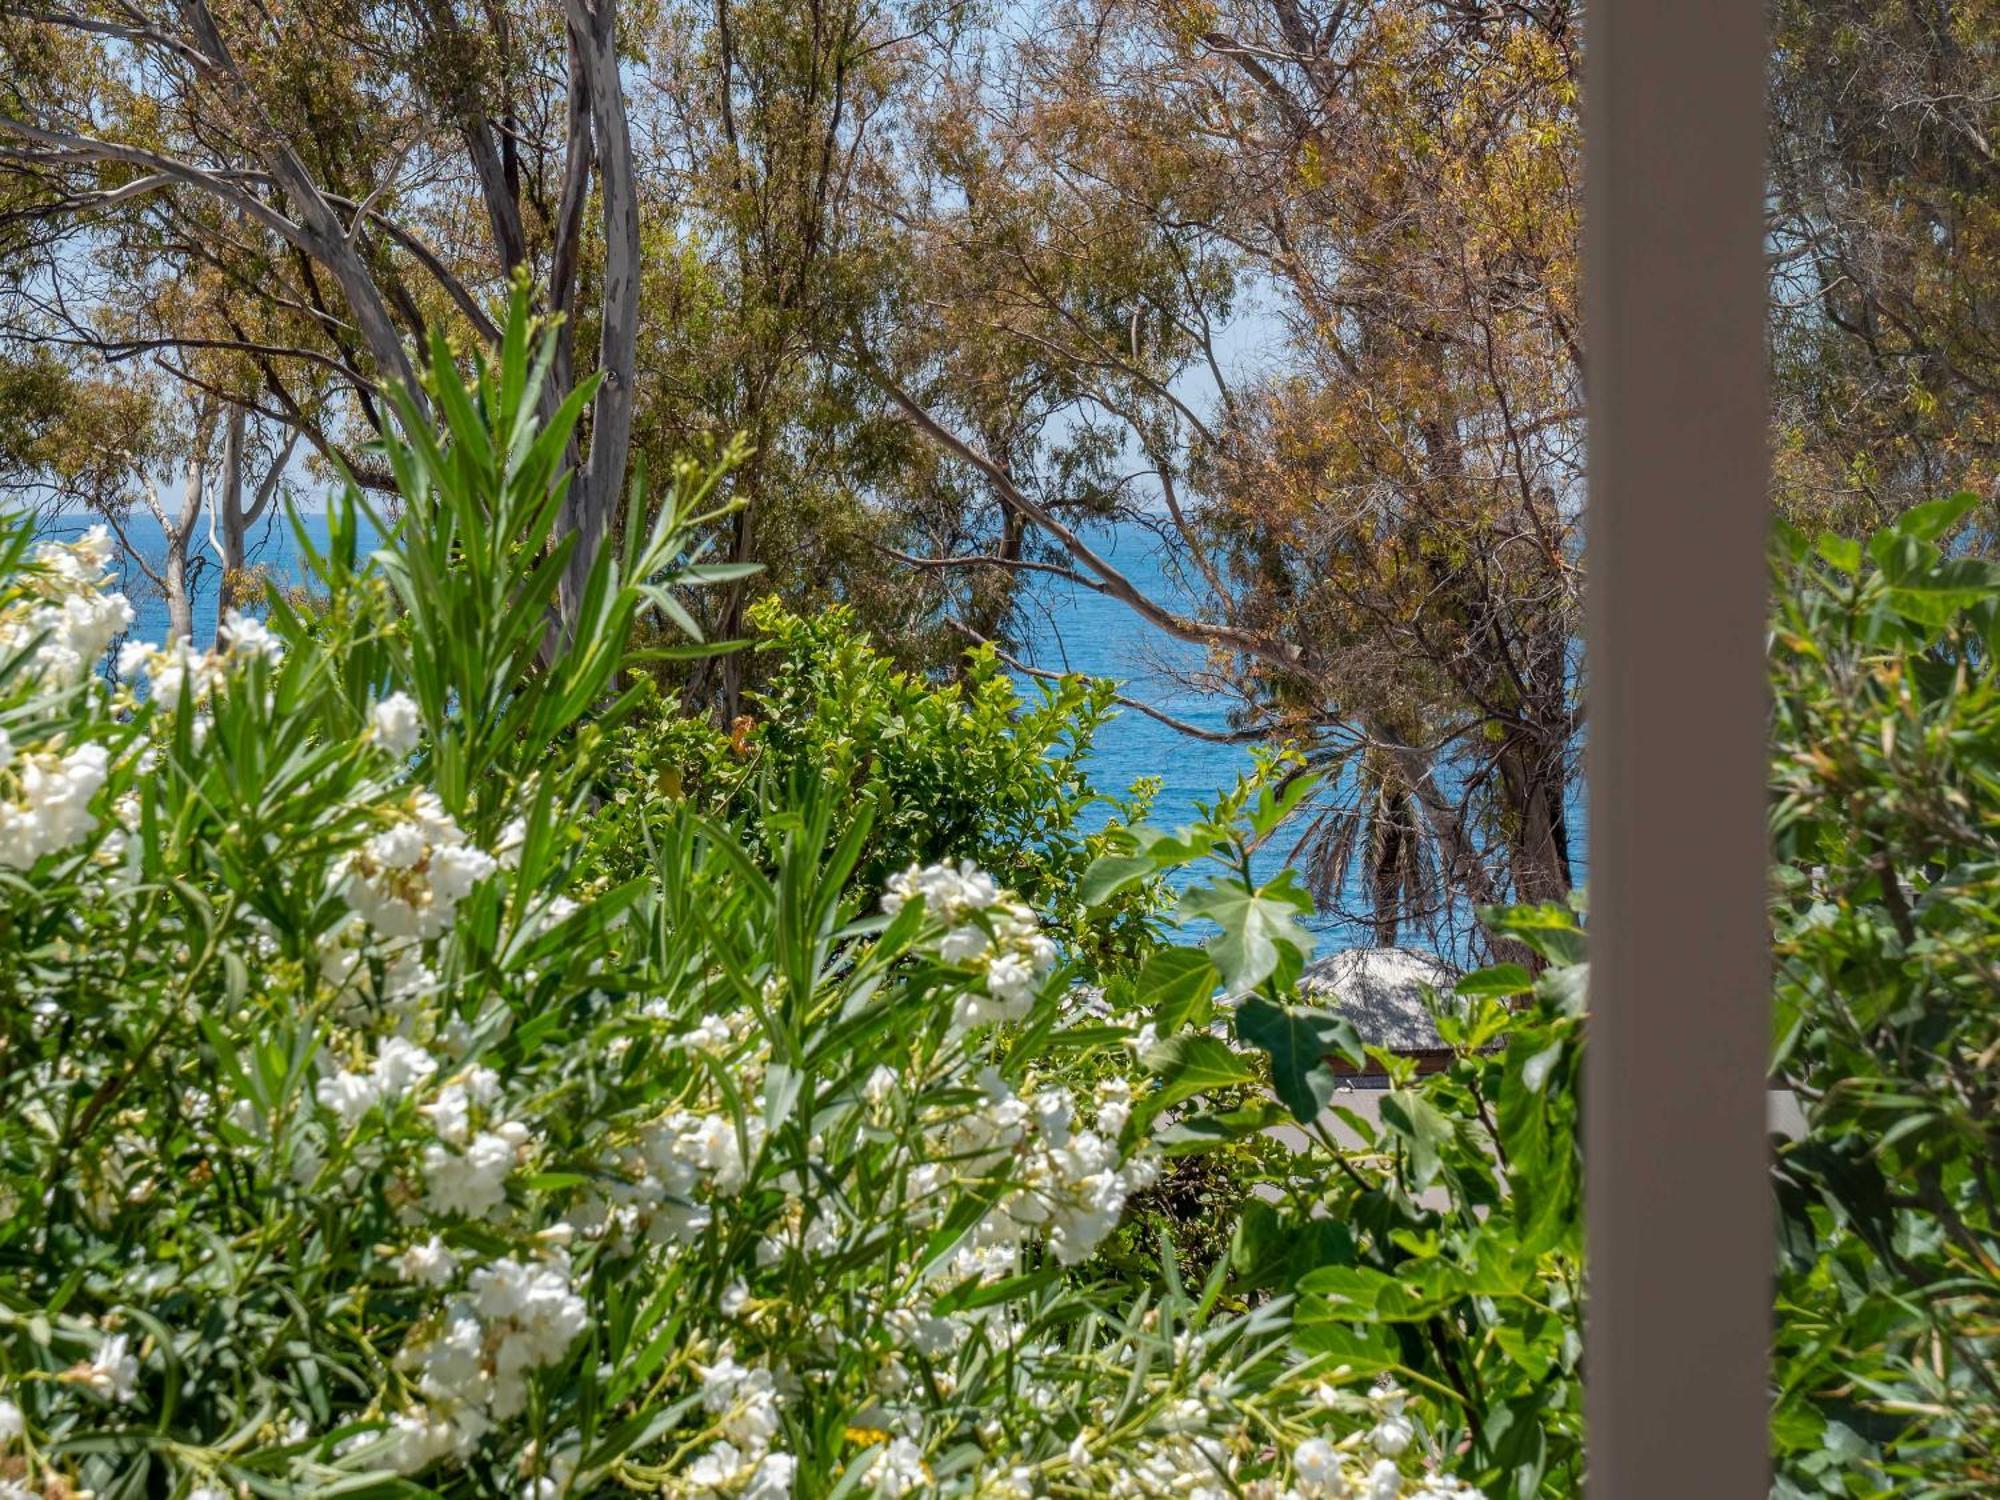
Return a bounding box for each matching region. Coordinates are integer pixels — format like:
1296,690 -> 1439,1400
1498,738 -> 1575,906
164,448 -> 204,642
558,0 -> 641,627
218,405 -> 248,611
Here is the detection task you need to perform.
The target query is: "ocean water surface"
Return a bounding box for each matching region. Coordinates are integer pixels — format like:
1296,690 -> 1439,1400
59,507 -> 1501,956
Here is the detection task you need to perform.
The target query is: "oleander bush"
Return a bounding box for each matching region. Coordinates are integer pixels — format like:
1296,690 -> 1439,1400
8,300 -> 1990,1500
0,305 -> 1497,1500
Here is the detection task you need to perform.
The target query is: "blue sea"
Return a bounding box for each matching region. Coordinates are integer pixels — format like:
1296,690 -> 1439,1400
50,507 -> 1570,956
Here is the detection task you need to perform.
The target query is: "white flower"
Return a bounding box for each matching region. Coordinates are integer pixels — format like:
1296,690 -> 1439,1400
315,1067 -> 379,1129
397,1236 -> 460,1287
862,1436 -> 930,1497
460,1253 -> 588,1418
1294,1437 -> 1346,1496
338,793 -> 500,939
1365,1459 -> 1402,1500
881,860 -> 1000,921
939,924 -> 989,963
83,1331 -> 140,1403
0,529 -> 133,686
696,1348 -> 755,1414
372,1036 -> 439,1100
0,739 -> 110,868
386,1406 -> 468,1474
370,692 -> 423,756
0,1396 -> 22,1444
461,1065 -> 502,1106
424,1123 -> 529,1218
985,950 -> 1037,1006
745,1451 -> 797,1499
1370,1412 -> 1414,1458
862,1066 -> 899,1108
720,1279 -> 750,1318
685,1440 -> 744,1491
421,1084 -> 474,1145
217,608 -> 283,662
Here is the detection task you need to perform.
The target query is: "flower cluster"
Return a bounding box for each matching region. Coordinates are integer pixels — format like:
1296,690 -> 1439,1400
389,1249 -> 589,1470
337,791 -> 500,939
0,736 -> 108,868
884,861 -> 1060,1026
370,691 -> 423,757
117,607 -> 284,711
683,1346 -> 795,1497
1278,1384 -> 1464,1500
0,527 -> 133,687
934,1069 -> 1160,1274
1037,1377 -> 1484,1500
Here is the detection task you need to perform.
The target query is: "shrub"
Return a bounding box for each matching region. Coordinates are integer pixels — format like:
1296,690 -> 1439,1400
1767,495 -> 2000,1495
605,597 -> 1164,974
1084,787 -> 1585,1500
1092,494 -> 1998,1500
0,301 -> 1496,1500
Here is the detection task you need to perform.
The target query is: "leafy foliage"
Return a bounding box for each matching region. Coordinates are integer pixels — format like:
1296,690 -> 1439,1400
1768,494 -> 2000,1496
608,596 -> 1164,971
1081,774 -> 1585,1500
0,303 -> 1489,1500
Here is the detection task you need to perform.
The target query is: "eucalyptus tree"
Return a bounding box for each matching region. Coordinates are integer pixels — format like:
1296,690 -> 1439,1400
865,0 -> 1585,951
0,0 -> 644,619
620,0 -> 977,709
1767,0 -> 2000,535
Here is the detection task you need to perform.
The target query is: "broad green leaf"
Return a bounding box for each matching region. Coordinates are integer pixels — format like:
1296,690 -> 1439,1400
1135,948 -> 1219,1033
1078,852 -> 1158,908
1380,1089 -> 1455,1188
1456,963 -> 1535,999
1180,876 -> 1314,993
1141,1033 -> 1258,1111
1234,996 -> 1359,1122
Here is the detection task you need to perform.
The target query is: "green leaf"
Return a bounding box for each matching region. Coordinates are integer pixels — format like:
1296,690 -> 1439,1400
1135,948 -> 1219,1033
1078,852 -> 1157,908
1456,963 -> 1535,999
1886,556 -> 1999,626
1479,903 -> 1585,965
1379,1089 -> 1454,1188
1814,534 -> 1862,576
1234,997 -> 1360,1122
1895,491 -> 1979,542
1142,1033 -> 1258,1110
1153,1099 -> 1288,1153
1180,876 -> 1314,993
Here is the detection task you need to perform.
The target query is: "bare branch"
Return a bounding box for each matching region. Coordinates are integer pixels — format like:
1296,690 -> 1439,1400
949,621 -> 1267,745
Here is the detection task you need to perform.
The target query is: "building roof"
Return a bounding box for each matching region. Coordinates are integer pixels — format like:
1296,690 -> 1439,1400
1298,946 -> 1462,1054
